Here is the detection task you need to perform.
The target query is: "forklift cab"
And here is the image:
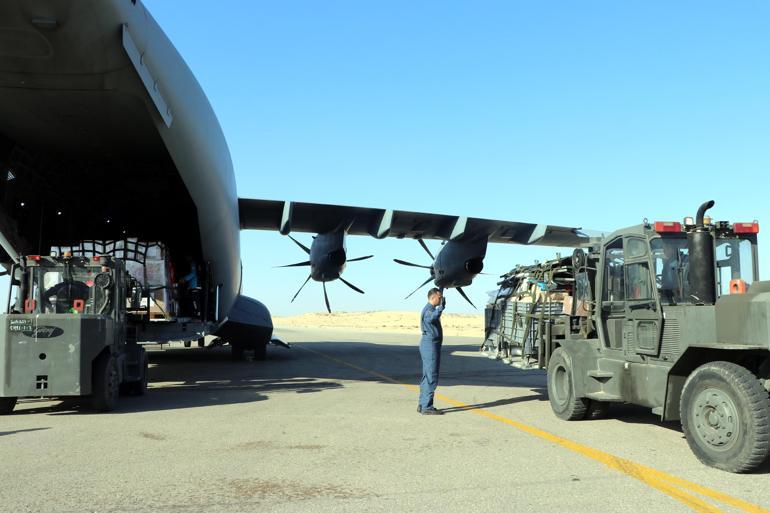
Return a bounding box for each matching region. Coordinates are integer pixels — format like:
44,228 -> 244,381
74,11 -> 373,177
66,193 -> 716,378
649,235 -> 757,305
597,222 -> 759,360
8,254 -> 124,320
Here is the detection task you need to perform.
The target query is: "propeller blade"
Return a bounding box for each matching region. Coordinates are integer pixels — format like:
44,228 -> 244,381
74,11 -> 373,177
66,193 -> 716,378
393,259 -> 432,269
456,287 -> 477,309
418,238 -> 435,260
291,275 -> 313,303
323,281 -> 331,313
339,277 -> 365,294
347,255 -> 374,262
288,235 -> 311,255
275,260 -> 311,268
405,276 -> 435,299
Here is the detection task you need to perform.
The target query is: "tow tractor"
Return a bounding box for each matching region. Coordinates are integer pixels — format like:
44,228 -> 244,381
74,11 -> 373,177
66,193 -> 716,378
483,201 -> 770,473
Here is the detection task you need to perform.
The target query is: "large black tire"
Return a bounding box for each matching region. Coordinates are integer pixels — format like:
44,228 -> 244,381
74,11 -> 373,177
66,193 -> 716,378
92,353 -> 120,412
127,351 -> 149,396
230,342 -> 245,361
251,341 -> 267,361
680,361 -> 770,473
0,397 -> 17,415
547,347 -> 589,420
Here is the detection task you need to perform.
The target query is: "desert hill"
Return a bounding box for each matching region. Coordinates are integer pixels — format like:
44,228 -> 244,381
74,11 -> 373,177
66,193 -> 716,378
272,311 -> 484,338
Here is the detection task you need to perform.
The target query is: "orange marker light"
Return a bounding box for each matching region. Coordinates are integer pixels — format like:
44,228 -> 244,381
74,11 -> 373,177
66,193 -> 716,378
730,279 -> 748,294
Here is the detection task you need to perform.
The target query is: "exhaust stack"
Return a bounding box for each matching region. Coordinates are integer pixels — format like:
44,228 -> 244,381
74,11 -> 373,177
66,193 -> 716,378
687,200 -> 716,305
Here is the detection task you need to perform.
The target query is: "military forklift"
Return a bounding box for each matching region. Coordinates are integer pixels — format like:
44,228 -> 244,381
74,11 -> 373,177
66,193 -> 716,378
0,253 -> 149,414
486,201 -> 770,472
554,200 -> 770,472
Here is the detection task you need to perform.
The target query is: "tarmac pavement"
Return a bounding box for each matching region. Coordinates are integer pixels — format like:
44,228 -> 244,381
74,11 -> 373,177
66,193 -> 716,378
1,327 -> 769,513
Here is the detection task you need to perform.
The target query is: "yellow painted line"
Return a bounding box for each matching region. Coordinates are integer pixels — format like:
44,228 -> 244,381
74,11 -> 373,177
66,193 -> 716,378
298,345 -> 770,513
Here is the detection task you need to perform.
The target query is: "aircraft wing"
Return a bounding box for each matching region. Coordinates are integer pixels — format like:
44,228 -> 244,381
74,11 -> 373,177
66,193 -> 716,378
238,198 -> 592,247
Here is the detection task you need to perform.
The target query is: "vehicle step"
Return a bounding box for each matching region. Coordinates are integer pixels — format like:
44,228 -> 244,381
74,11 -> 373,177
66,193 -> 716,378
585,392 -> 623,401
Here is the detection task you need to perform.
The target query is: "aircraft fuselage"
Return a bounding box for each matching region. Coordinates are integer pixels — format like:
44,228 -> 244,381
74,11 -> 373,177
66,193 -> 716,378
0,0 -> 271,341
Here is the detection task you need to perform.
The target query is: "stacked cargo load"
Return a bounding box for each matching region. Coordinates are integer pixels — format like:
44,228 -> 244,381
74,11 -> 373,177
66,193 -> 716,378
483,253 -> 590,367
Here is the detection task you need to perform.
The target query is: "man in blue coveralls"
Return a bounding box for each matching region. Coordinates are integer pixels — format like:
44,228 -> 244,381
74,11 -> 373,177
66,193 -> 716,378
178,256 -> 199,316
418,287 -> 446,415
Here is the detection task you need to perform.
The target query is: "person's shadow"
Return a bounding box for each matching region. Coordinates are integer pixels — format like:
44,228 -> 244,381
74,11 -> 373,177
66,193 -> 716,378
0,427 -> 51,436
440,387 -> 547,414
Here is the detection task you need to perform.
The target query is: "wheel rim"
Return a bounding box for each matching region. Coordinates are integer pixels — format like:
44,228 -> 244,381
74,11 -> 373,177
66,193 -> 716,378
552,364 -> 570,405
691,387 -> 740,451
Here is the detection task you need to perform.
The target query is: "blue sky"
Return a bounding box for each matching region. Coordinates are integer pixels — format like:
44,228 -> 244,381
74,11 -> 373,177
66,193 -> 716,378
144,1 -> 770,315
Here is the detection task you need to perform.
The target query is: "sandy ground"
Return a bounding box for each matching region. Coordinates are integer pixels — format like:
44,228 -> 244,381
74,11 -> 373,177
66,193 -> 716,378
273,311 -> 484,338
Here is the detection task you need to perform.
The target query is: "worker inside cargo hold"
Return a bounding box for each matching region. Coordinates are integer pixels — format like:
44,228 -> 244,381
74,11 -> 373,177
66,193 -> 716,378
177,256 -> 200,317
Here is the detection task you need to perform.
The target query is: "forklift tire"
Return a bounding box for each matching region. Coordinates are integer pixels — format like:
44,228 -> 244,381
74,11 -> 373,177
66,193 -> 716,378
680,361 -> 770,473
184,340 -> 191,348
547,347 -> 589,421
127,351 -> 149,396
0,397 -> 17,415
197,337 -> 205,348
92,353 -> 120,412
230,342 -> 245,361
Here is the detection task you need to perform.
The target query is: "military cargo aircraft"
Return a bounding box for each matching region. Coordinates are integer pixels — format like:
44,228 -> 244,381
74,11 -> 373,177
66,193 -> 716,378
0,0 -> 589,357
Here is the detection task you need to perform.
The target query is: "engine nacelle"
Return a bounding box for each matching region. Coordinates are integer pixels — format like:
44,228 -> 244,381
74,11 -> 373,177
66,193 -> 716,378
433,238 -> 488,288
310,231 -> 347,281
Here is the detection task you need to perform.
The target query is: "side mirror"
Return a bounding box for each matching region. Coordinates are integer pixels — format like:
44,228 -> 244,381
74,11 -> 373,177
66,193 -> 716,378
572,248 -> 586,271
